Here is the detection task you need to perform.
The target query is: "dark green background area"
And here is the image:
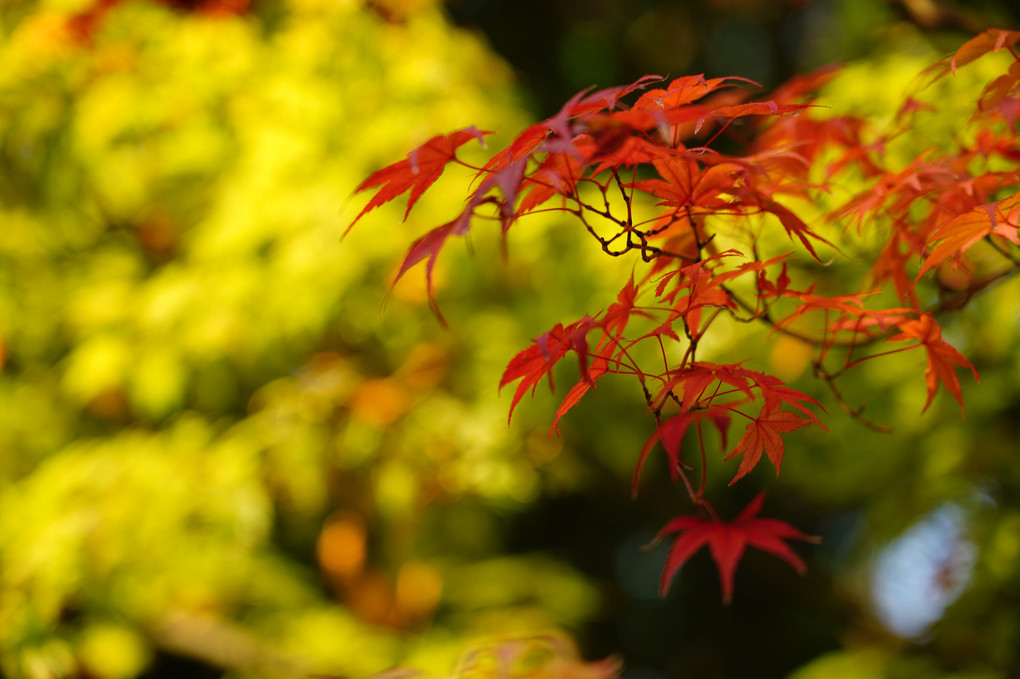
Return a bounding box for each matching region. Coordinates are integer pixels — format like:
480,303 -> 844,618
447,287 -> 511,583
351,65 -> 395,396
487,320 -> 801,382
445,0 -> 1020,115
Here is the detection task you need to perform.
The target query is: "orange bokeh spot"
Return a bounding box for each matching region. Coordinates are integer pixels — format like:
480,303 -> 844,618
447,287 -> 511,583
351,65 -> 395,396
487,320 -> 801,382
395,561 -> 442,622
350,378 -> 410,427
317,513 -> 366,581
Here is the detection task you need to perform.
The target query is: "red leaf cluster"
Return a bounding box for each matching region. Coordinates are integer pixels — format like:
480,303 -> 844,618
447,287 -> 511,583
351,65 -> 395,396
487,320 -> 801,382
351,29 -> 1020,602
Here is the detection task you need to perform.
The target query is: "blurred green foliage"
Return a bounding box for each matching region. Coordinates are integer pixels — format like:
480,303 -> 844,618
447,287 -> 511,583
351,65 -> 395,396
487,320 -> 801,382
3,1 -> 1020,678
0,1 -> 629,677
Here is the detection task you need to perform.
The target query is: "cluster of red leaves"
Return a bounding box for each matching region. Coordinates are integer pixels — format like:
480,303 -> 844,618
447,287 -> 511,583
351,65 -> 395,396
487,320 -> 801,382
351,29 -> 1020,602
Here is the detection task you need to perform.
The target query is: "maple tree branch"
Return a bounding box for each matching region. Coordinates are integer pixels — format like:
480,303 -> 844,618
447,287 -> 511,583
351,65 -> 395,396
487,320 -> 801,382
723,284 -> 862,347
841,344 -> 917,371
642,383 -> 711,518
611,168 -> 634,217
983,234 -> 1020,265
812,360 -> 893,433
935,263 -> 1020,310
696,420 -> 709,498
655,335 -> 672,380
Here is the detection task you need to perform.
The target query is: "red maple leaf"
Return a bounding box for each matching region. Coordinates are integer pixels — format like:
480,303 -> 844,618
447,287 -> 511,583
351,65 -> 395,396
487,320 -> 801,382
650,360 -> 755,414
549,280 -> 651,434
349,126 -> 490,228
632,75 -> 753,111
633,407 -> 731,495
551,348 -> 611,435
658,493 -> 818,602
725,406 -> 809,484
499,324 -> 572,423
390,212 -> 473,323
499,318 -> 596,423
569,74 -> 664,117
628,155 -> 739,211
516,152 -> 584,215
889,314 -> 979,414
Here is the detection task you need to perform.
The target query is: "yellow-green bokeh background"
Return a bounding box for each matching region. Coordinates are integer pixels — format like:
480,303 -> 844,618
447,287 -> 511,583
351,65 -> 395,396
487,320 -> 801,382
0,1 -> 620,676
3,1 -> 1020,678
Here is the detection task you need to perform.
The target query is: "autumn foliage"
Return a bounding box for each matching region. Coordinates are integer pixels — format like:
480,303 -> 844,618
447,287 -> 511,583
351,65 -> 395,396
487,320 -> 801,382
351,29 -> 1020,602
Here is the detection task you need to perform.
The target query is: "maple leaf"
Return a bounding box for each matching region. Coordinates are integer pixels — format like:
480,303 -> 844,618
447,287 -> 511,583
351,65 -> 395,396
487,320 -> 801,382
772,288 -> 878,339
551,347 -> 611,435
500,324 -> 572,424
602,277 -> 646,337
633,408 -> 731,495
349,126 -> 490,229
918,192 -> 1020,279
978,64 -> 1020,124
725,405 -> 809,485
831,153 -> 942,233
889,314 -> 979,414
693,100 -> 810,135
648,251 -> 742,339
870,233 -> 921,307
748,372 -> 827,428
628,155 -> 737,211
755,260 -> 794,299
515,152 -> 584,215
569,74 -> 664,117
500,318 -> 597,423
478,123 -> 548,179
658,493 -> 818,602
632,74 -> 754,111
390,211 -> 474,323
549,280 -> 655,434
759,197 -> 834,262
922,29 -> 1020,83
650,360 -> 756,413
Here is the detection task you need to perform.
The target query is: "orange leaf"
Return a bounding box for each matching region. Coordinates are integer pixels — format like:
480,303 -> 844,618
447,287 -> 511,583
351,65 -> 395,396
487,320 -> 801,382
725,407 -> 809,484
889,314 -> 979,414
922,29 -> 1020,83
919,193 -> 1020,280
